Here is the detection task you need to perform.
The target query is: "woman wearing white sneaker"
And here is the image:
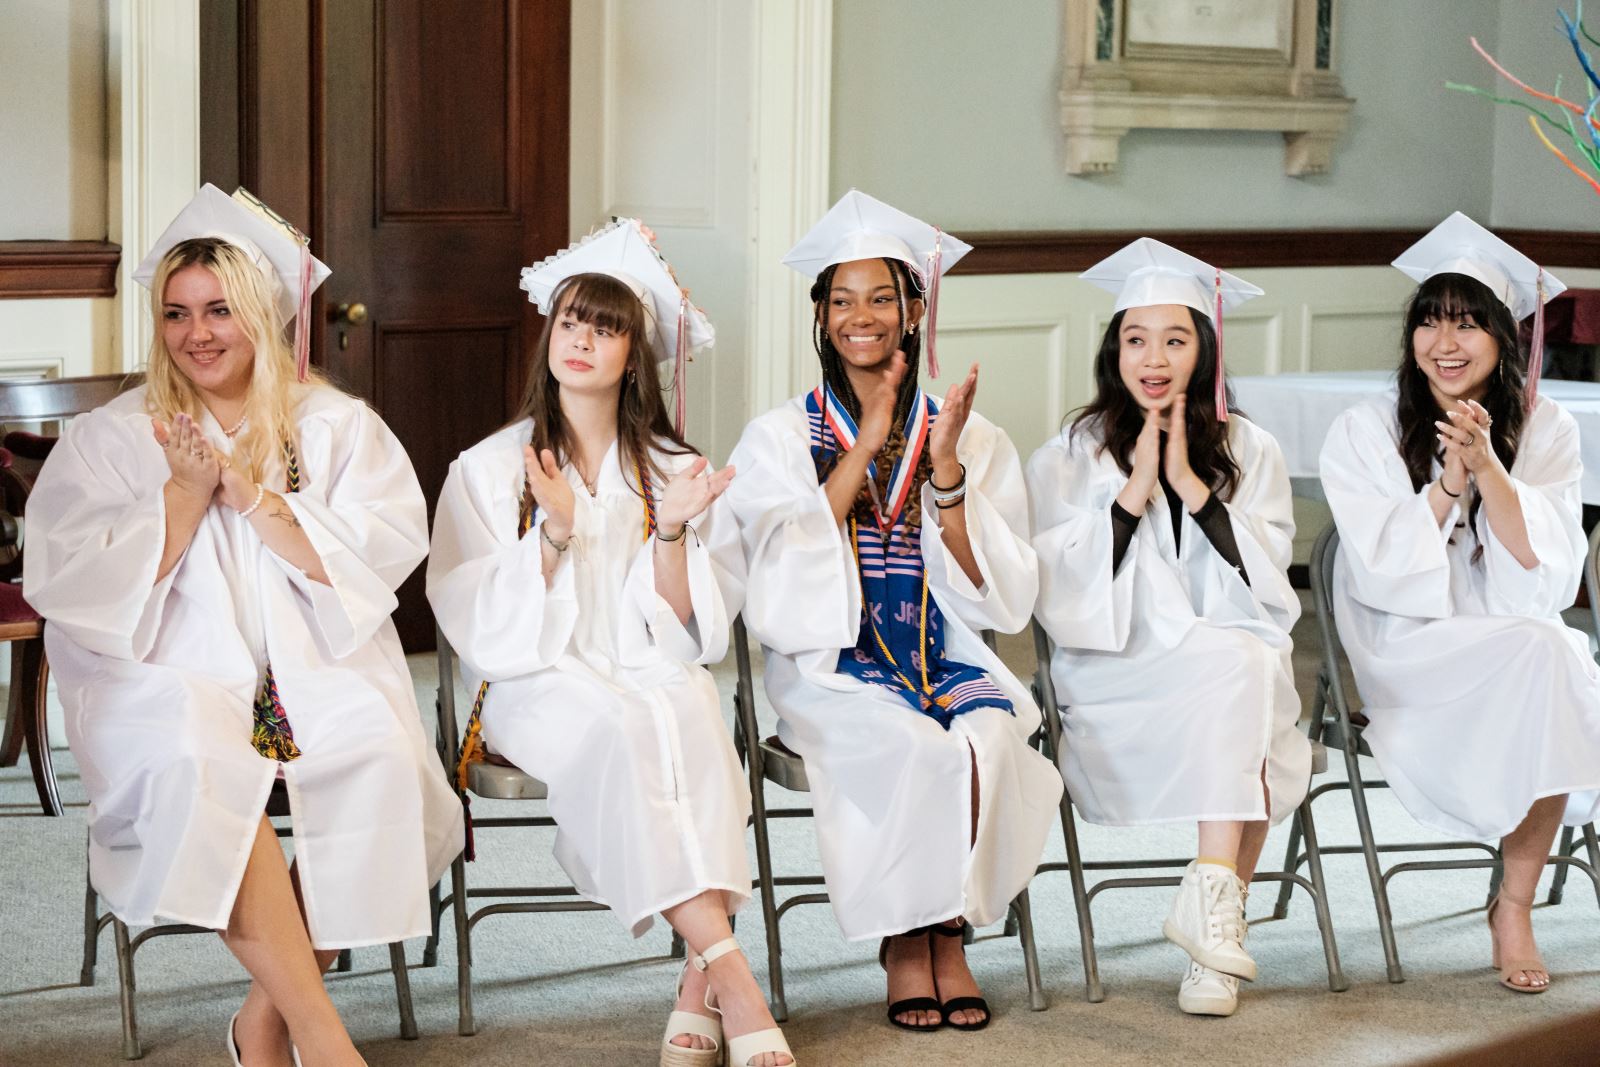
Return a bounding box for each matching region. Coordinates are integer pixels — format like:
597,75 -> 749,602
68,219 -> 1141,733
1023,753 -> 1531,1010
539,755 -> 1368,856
1028,239 -> 1311,1017
1321,214 -> 1600,995
428,220 -> 793,1066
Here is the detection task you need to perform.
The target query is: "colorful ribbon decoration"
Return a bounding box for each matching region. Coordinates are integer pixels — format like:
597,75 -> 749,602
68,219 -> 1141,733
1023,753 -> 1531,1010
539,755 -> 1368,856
813,384 -> 930,535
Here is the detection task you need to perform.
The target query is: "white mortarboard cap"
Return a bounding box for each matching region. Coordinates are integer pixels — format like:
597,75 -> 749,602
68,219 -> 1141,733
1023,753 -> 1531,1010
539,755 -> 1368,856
133,184 -> 330,330
1391,211 -> 1565,321
519,217 -> 714,363
781,189 -> 972,281
1080,237 -> 1263,319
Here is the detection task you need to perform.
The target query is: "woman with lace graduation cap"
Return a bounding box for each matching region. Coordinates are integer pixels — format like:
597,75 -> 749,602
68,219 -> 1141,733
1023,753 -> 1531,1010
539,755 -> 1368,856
427,219 -> 793,1067
1320,212 -> 1600,995
22,184 -> 461,1066
725,190 -> 1061,1033
1027,238 -> 1309,1018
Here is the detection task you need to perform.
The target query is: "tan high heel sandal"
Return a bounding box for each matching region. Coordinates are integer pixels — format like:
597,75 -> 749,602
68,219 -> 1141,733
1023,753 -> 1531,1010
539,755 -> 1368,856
660,952 -> 722,1067
1486,891 -> 1550,994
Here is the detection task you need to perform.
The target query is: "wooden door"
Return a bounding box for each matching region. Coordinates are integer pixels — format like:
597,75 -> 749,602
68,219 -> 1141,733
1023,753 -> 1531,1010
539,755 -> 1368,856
206,1 -> 569,651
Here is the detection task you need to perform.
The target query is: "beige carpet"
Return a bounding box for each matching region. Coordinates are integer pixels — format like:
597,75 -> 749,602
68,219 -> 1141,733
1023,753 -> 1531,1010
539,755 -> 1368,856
5,598 -> 1599,1066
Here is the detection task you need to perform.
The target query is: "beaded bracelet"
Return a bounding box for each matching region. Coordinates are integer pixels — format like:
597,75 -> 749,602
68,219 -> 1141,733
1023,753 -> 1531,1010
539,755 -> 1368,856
540,522 -> 571,553
238,483 -> 267,518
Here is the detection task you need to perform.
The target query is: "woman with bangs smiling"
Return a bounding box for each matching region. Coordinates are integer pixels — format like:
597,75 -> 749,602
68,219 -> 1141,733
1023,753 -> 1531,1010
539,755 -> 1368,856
1320,213 -> 1600,995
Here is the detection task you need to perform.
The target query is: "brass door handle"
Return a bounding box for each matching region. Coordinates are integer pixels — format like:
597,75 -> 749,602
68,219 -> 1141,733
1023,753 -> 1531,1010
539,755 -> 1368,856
333,301 -> 369,325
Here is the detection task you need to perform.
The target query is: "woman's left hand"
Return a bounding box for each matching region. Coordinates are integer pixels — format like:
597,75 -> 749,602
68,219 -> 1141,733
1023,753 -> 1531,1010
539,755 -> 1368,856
215,454 -> 260,512
1438,399 -> 1498,475
1164,394 -> 1211,510
656,456 -> 735,537
930,362 -> 979,469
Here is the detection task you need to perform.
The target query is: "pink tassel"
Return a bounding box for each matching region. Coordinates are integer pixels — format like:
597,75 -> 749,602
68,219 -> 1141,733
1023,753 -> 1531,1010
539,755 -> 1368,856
294,245 -> 314,383
924,233 -> 943,380
1527,269 -> 1546,413
1214,269 -> 1228,423
673,297 -> 689,435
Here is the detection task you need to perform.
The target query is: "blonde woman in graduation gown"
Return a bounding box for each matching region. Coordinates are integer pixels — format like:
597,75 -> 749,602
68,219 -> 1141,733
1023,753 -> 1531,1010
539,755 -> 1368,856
1028,240 -> 1309,1017
427,219 -> 793,1067
727,192 -> 1061,1033
1320,213 -> 1600,994
22,186 -> 460,1067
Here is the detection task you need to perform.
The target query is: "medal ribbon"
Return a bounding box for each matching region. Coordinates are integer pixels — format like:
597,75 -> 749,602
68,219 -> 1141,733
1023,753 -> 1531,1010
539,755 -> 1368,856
813,384 -> 931,532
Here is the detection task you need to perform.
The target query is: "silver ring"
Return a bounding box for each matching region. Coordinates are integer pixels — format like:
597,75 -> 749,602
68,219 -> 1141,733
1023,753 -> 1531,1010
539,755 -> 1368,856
1465,433 -> 1476,446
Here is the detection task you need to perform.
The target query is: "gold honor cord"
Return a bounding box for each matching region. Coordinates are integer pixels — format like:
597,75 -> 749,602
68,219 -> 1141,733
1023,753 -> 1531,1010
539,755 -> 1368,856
251,440 -> 304,761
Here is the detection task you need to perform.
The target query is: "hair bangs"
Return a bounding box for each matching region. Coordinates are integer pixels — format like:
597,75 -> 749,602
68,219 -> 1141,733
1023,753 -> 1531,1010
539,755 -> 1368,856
552,273 -> 646,338
1406,271 -> 1502,329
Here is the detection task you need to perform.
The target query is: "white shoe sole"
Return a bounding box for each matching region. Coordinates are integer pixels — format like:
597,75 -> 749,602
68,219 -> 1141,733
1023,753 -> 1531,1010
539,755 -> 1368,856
1162,919 -> 1257,982
1179,991 -> 1238,1017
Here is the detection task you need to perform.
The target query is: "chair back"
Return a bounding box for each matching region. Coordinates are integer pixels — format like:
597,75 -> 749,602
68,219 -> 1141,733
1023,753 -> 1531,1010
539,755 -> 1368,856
435,623 -> 462,780
731,615 -> 761,760
1309,523 -> 1364,744
0,373 -> 143,424
1586,524 -> 1600,664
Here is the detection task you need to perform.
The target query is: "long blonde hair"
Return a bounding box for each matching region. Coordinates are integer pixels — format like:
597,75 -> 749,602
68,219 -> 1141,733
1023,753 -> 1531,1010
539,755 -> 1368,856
144,237 -> 323,485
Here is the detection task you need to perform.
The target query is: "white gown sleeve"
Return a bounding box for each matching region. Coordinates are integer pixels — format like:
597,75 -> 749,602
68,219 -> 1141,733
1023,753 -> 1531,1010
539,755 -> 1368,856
920,413 -> 1039,635
22,408 -> 174,661
725,412 -> 859,656
620,465 -> 746,666
275,401 -> 428,658
1026,431 -> 1135,652
1201,425 -> 1299,632
1478,402 -> 1585,618
1320,405 -> 1458,618
426,449 -> 580,682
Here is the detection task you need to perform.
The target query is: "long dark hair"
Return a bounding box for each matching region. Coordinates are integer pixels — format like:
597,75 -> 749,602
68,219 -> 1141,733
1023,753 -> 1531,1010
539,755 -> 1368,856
513,272 -> 694,496
1395,272 -> 1527,503
1070,307 -> 1243,500
808,257 -> 934,530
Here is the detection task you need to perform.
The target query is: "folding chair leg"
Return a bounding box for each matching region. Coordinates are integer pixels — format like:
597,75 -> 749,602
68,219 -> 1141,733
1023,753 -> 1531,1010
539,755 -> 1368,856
388,941 -> 418,1040
113,919 -> 142,1060
422,880 -> 441,968
1011,889 -> 1048,1011
749,779 -> 788,1023
1271,805 -> 1306,921
1549,825 -> 1577,905
1295,796 -> 1348,992
451,852 -> 476,1036
1346,749 -> 1404,983
1583,823 -> 1600,911
1059,794 -> 1104,1003
81,870 -> 99,987
334,948 -> 352,972
670,929 -> 686,960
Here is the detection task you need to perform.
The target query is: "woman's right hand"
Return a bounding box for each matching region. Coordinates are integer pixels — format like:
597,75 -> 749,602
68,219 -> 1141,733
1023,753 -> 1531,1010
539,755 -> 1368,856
854,351 -> 908,456
152,412 -> 221,500
1116,408 -> 1162,515
524,446 -> 576,542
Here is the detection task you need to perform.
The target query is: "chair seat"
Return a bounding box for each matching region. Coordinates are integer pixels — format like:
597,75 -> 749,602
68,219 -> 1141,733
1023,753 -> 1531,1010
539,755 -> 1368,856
1318,716 -> 1374,757
760,736 -> 810,792
0,581 -> 41,632
1309,739 -> 1328,776
467,758 -> 549,800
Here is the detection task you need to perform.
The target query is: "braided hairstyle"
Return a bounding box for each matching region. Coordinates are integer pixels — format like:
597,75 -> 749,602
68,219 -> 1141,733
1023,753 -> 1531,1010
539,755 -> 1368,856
809,257 -> 932,531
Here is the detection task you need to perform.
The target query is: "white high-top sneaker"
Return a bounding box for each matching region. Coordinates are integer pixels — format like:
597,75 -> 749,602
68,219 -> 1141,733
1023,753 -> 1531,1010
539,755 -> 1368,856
1178,960 -> 1239,1016
1162,860 -> 1255,981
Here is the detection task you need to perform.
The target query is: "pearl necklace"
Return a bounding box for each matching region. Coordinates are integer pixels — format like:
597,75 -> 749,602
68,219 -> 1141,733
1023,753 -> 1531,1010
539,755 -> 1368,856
223,414 -> 247,438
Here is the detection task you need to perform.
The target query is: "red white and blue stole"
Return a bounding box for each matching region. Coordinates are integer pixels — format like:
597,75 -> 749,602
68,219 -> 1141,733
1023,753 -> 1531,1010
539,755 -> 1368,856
805,388 -> 1011,730
810,383 -> 930,535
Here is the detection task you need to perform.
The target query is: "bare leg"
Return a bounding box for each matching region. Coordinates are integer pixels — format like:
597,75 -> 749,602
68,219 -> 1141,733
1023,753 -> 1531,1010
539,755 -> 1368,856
1198,777 -> 1273,882
220,817 -> 364,1067
234,858 -> 343,1063
663,890 -> 791,1066
929,745 -> 988,1027
1491,794 -> 1567,990
1237,783 -> 1274,887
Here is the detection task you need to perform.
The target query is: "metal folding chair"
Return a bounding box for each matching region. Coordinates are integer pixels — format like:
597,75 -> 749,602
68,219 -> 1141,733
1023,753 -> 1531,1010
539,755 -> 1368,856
1548,523 -> 1600,908
1031,619 -> 1348,1002
434,624 -> 683,1036
79,780 -> 416,1060
1284,524 -> 1600,983
732,616 -> 1048,1022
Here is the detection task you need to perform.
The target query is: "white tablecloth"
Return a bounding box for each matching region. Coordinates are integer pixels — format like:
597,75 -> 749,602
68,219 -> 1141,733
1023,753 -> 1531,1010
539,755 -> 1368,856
1231,371 -> 1600,505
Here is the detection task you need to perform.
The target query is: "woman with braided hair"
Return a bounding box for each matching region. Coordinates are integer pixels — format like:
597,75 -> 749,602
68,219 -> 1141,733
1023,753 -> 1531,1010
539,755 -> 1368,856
726,192 -> 1061,1033
23,186 -> 460,1066
427,220 -> 793,1067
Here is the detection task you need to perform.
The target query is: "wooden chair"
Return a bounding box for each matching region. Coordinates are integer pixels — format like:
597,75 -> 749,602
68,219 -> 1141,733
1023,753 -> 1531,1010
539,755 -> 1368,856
0,372 -> 143,815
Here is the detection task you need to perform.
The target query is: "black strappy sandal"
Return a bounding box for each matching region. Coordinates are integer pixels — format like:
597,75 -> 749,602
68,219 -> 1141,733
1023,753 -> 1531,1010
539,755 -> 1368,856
929,922 -> 991,1032
879,927 -> 941,1032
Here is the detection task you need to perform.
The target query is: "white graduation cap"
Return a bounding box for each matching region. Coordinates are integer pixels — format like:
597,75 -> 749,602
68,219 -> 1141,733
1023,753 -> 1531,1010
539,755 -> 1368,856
1391,211 -> 1564,321
1080,237 -> 1263,319
782,190 -> 971,378
1080,238 -> 1265,423
520,218 -> 712,431
133,184 -> 330,381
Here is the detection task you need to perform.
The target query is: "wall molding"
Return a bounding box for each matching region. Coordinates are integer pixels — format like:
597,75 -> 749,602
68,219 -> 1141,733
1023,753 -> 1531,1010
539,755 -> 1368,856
0,242 -> 120,299
955,228 -> 1600,275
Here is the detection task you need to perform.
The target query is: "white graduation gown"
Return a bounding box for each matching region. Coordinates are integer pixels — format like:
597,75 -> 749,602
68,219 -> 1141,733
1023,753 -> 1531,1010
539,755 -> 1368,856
426,420 -> 751,937
1320,396 -> 1600,840
23,385 -> 462,948
725,396 -> 1062,942
1028,416 -> 1311,826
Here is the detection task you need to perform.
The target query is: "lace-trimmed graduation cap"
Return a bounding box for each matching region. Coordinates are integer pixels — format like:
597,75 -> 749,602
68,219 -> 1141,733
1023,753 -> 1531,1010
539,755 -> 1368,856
520,218 -> 714,433
133,184 -> 330,382
1392,212 -> 1566,409
782,189 -> 972,379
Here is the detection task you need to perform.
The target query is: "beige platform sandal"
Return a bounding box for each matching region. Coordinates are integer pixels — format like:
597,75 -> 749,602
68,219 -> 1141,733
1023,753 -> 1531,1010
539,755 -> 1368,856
697,938 -> 796,1067
660,950 -> 723,1067
1486,890 -> 1550,994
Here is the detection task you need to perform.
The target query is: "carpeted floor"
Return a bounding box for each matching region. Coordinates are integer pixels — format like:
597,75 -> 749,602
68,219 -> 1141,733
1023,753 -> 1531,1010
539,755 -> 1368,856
4,594 -> 1599,1066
